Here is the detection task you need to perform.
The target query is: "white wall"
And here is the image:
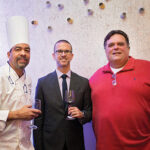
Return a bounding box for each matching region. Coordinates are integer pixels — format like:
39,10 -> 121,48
0,0 -> 150,149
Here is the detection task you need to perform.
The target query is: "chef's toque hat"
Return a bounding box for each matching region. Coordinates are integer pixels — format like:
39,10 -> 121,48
6,16 -> 29,49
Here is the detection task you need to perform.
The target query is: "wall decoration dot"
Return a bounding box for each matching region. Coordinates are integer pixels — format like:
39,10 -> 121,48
31,20 -> 38,25
58,4 -> 64,10
83,0 -> 89,5
48,26 -> 52,31
87,9 -> 94,16
120,12 -> 126,19
46,1 -> 51,7
139,8 -> 145,14
67,18 -> 73,24
99,3 -> 105,9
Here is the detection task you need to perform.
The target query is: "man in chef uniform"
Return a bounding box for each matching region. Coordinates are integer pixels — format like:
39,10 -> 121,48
0,16 -> 41,150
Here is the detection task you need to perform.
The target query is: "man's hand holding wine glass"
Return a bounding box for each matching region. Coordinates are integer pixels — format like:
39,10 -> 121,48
8,104 -> 41,121
65,90 -> 84,120
68,107 -> 84,119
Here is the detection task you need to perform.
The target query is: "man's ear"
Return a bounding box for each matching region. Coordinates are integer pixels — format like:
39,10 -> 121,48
52,53 -> 55,60
7,51 -> 10,58
128,46 -> 130,53
70,53 -> 74,61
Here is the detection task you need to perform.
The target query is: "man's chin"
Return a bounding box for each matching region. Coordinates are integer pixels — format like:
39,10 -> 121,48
18,63 -> 28,69
111,56 -> 122,61
59,63 -> 69,68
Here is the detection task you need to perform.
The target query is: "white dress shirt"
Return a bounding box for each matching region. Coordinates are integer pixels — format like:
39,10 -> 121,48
56,69 -> 71,98
0,63 -> 34,150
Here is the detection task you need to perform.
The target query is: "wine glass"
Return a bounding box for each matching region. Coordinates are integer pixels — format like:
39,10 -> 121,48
29,99 -> 41,129
65,90 -> 75,120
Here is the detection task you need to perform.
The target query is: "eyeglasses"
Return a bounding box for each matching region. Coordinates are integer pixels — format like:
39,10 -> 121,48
112,74 -> 117,86
55,50 -> 72,55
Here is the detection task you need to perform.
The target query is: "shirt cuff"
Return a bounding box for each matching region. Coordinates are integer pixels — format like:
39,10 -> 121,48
78,111 -> 85,124
0,110 -> 9,131
0,110 -> 9,121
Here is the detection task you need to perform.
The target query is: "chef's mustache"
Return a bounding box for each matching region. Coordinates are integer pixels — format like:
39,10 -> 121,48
17,56 -> 28,61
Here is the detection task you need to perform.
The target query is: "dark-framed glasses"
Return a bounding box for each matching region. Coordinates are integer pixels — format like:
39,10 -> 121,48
55,50 -> 72,55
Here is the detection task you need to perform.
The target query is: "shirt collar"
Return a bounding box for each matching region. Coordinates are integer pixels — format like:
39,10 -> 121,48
56,68 -> 71,79
103,56 -> 135,74
7,62 -> 26,83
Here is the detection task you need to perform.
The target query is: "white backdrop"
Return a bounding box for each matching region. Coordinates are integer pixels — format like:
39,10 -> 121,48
0,0 -> 150,149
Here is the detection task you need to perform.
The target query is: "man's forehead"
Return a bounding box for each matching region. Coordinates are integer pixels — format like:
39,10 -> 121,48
107,34 -> 126,43
14,43 -> 30,47
55,42 -> 71,49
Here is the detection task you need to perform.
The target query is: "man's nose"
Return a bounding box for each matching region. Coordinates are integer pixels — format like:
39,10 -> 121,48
62,51 -> 67,56
20,50 -> 26,55
114,44 -> 118,50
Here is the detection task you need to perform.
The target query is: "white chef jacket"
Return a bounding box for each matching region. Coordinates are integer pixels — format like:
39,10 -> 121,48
0,63 -> 34,150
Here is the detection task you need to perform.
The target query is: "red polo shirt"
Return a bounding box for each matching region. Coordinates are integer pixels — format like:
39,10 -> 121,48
90,57 -> 150,150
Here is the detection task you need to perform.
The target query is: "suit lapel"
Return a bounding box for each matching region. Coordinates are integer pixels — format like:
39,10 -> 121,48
70,71 -> 77,90
51,71 -> 64,105
70,72 -> 81,106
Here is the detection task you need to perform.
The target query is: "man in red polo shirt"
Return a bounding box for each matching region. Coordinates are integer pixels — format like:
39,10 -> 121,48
90,30 -> 150,150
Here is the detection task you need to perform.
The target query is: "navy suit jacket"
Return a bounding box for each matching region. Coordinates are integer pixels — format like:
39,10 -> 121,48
33,71 -> 92,150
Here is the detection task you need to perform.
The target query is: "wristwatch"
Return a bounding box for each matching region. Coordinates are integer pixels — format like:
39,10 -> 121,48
82,111 -> 85,118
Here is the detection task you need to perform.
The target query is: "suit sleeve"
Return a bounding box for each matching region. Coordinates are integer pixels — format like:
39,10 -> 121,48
79,80 -> 92,124
33,79 -> 44,150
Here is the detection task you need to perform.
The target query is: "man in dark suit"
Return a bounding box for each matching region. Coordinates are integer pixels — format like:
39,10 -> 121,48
33,40 -> 92,150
